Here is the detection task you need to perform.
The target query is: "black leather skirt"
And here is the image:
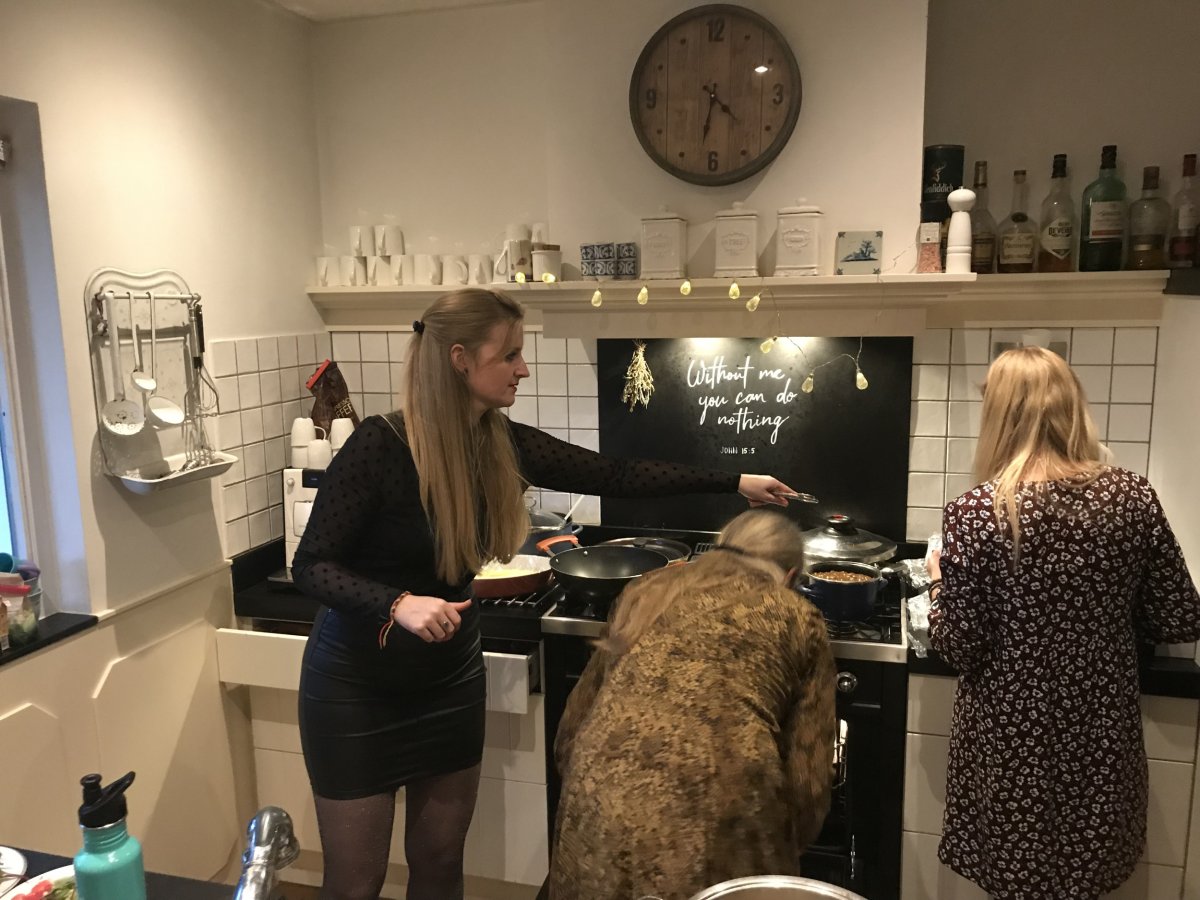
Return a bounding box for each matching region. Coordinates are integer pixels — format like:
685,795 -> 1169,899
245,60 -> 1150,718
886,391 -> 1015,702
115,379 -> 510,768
298,604 -> 487,799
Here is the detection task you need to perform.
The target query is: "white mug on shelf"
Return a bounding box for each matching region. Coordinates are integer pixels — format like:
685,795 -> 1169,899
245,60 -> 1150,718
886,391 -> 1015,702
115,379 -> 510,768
415,254 -> 442,285
291,444 -> 310,468
330,417 -> 354,450
290,417 -> 318,446
366,256 -> 396,286
533,248 -> 562,283
308,438 -> 333,470
468,253 -> 493,285
315,256 -> 342,287
339,255 -> 367,286
349,225 -> 374,257
374,224 -> 405,257
441,255 -> 469,286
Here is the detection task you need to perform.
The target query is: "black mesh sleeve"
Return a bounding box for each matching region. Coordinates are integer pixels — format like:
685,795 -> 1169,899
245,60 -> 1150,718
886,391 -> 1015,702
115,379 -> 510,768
508,419 -> 740,497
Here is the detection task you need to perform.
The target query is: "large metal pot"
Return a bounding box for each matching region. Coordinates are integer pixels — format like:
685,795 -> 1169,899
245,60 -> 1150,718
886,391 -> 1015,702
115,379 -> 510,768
681,875 -> 868,899
802,514 -> 897,566
519,508 -> 583,555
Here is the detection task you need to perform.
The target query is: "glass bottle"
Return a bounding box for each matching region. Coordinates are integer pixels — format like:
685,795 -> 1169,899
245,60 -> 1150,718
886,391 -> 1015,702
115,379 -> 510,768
997,169 -> 1036,273
1127,166 -> 1171,270
969,161 -> 997,273
1168,153 -> 1198,268
1037,154 -> 1075,271
1079,144 -> 1126,271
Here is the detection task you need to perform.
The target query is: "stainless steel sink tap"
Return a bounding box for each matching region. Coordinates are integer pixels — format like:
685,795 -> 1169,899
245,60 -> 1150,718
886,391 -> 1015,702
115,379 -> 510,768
234,806 -> 300,900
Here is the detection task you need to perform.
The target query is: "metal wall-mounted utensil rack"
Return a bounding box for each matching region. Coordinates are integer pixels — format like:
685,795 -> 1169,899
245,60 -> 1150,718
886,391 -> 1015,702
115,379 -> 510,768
84,267 -> 237,493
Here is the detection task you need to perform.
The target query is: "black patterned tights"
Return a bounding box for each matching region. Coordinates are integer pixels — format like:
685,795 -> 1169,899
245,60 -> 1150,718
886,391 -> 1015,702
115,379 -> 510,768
315,764 -> 482,900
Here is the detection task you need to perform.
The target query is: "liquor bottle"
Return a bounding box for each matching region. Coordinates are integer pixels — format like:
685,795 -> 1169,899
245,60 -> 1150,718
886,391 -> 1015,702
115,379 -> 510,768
997,169 -> 1036,273
1079,145 -> 1126,271
969,161 -> 997,273
1168,153 -> 1198,268
1037,154 -> 1075,271
1127,166 -> 1171,270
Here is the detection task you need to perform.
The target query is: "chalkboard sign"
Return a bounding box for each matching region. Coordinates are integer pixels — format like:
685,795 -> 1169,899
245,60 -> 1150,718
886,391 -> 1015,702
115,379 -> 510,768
598,337 -> 913,539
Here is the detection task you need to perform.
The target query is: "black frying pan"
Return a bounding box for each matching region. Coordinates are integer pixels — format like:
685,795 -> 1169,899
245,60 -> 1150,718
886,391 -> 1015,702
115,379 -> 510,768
545,543 -> 670,609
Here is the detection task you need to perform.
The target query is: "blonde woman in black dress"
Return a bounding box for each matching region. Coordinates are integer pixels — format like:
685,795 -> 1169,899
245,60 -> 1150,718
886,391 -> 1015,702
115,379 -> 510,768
291,288 -> 800,900
929,346 -> 1200,900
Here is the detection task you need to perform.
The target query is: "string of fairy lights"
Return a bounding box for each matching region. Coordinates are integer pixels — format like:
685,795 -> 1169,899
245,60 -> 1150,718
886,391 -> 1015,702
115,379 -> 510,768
513,266 -> 893,397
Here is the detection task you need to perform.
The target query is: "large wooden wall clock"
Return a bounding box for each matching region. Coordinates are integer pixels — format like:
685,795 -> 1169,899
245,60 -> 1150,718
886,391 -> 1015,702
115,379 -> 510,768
629,4 -> 803,186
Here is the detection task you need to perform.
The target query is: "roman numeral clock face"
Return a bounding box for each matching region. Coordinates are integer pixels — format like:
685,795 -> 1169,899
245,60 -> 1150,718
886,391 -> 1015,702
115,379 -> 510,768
630,4 -> 803,186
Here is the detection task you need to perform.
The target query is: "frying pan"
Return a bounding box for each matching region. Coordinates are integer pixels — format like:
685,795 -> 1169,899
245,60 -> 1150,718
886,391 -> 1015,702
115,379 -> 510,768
601,535 -> 691,565
472,555 -> 553,599
539,535 -> 670,609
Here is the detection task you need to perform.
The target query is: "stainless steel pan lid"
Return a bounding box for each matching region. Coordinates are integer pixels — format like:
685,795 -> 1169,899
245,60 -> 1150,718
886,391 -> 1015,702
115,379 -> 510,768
802,514 -> 897,565
681,875 -> 869,899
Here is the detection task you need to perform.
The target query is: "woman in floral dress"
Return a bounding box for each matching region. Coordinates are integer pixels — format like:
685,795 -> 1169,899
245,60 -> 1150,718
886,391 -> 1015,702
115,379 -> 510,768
930,346 -> 1200,900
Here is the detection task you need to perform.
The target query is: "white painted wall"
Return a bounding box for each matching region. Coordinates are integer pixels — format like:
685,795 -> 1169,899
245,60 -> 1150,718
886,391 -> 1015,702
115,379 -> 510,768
924,0 -> 1200,571
311,0 -> 930,276
0,0 -> 325,610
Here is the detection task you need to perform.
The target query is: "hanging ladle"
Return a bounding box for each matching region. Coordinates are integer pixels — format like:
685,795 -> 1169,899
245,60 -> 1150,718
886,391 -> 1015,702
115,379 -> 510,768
144,294 -> 185,427
99,291 -> 145,435
130,317 -> 156,394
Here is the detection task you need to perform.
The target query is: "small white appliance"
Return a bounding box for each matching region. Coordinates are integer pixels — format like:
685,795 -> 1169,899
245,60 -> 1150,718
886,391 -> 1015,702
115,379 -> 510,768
284,467 -> 322,573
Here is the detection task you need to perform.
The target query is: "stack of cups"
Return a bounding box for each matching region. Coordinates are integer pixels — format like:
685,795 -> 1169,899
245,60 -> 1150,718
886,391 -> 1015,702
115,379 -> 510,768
330,418 -> 354,458
291,417 -> 321,468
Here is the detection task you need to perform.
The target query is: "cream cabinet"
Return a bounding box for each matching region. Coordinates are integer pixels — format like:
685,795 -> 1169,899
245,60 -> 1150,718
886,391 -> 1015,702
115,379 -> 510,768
215,627 -> 548,891
902,673 -> 1199,900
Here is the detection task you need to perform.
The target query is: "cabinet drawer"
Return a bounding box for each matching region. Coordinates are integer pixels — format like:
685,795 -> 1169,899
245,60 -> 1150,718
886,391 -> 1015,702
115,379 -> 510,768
218,628 -> 538,715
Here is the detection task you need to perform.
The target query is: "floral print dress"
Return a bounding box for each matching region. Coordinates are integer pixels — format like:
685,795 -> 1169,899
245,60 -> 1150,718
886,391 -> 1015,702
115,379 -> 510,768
931,467 -> 1200,900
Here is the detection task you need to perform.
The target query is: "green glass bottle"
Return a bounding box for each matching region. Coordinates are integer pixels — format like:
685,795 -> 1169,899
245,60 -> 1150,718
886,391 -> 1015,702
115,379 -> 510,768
1079,144 -> 1127,271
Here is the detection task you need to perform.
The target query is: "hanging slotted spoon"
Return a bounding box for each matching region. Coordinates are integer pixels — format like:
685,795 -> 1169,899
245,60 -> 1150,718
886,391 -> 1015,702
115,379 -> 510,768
144,296 -> 185,426
99,292 -> 145,436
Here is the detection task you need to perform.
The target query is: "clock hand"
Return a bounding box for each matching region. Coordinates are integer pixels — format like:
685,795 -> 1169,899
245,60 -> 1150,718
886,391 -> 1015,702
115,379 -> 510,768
701,84 -> 717,139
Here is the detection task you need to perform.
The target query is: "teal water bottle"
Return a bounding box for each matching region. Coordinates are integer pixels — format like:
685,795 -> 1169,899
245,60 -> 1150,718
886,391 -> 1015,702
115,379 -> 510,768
73,772 -> 147,900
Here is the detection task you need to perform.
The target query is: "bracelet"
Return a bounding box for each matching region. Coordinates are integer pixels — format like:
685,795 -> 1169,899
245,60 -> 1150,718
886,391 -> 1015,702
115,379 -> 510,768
928,580 -> 943,600
378,592 -> 411,650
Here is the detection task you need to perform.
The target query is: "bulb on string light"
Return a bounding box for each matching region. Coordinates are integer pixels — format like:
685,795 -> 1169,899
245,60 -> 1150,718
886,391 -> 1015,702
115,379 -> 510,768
728,282 -> 741,300
802,373 -> 815,393
855,369 -> 869,390
590,289 -> 603,307
636,285 -> 649,305
515,271 -> 526,284
541,272 -> 556,284
760,336 -> 776,354
745,293 -> 761,312
679,279 -> 692,296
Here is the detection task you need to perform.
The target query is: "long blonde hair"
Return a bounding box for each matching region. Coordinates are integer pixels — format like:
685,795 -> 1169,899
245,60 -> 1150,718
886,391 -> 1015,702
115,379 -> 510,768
973,346 -> 1103,562
401,289 -> 529,583
601,510 -> 805,656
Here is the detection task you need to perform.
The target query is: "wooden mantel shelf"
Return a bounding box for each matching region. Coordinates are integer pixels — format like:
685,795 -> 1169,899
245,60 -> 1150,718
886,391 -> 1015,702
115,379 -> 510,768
308,271 -> 1174,336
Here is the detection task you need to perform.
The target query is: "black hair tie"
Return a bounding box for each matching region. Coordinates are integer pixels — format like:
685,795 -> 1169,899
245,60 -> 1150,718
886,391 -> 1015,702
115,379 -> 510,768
413,320 -> 425,334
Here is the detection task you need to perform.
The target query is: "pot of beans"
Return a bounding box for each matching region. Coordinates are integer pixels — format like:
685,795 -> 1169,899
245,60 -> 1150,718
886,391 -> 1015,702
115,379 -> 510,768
797,560 -> 888,622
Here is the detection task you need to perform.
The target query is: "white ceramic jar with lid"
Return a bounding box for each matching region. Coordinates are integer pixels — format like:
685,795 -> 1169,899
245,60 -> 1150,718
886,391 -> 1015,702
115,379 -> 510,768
774,198 -> 824,276
640,207 -> 688,279
714,201 -> 759,278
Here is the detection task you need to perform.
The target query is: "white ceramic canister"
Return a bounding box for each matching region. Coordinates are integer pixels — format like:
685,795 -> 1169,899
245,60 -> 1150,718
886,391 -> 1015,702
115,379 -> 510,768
713,201 -> 759,278
639,207 -> 688,279
773,199 -> 824,276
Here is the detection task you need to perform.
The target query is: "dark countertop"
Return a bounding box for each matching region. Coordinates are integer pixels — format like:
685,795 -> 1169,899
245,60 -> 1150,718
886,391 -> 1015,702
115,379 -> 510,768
0,613 -> 97,668
908,647 -> 1200,699
12,848 -> 232,900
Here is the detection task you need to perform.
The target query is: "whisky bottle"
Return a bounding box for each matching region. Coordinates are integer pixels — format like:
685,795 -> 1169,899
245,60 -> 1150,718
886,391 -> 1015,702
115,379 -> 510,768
1079,145 -> 1126,271
1127,166 -> 1170,270
1037,154 -> 1075,272
969,161 -> 997,273
1168,153 -> 1198,268
997,169 -> 1036,273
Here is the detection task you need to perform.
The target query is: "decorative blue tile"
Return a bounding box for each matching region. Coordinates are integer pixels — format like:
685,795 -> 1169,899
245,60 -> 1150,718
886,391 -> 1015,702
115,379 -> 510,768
595,243 -> 616,261
616,258 -> 639,278
580,260 -> 596,277
595,259 -> 616,277
580,243 -> 596,261
618,242 -> 639,260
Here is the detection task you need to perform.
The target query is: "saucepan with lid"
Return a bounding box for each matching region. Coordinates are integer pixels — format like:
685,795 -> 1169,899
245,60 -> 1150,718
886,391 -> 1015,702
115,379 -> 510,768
639,874 -> 867,899
801,514 -> 897,566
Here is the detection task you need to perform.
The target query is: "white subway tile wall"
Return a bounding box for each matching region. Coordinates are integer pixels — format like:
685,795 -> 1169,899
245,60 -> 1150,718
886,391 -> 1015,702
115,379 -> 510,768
906,327 -> 1158,540
214,333 -> 330,558
215,327 -> 1157,555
